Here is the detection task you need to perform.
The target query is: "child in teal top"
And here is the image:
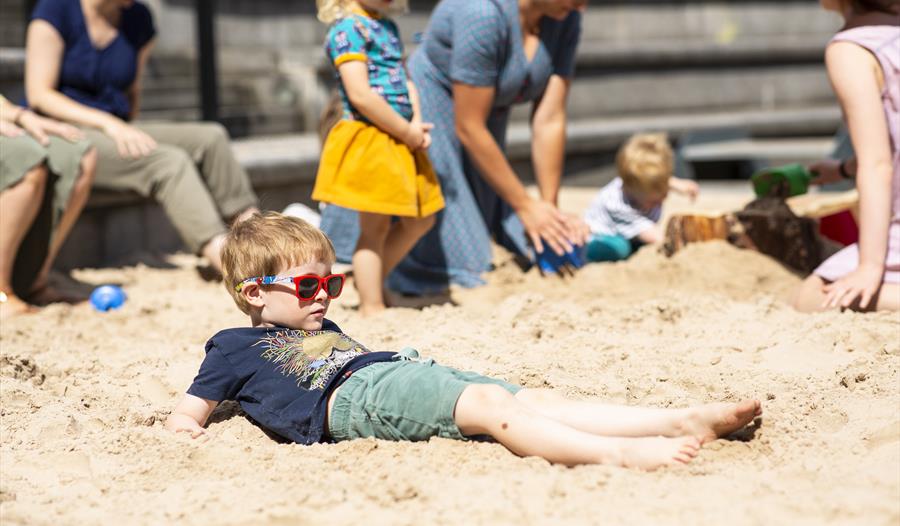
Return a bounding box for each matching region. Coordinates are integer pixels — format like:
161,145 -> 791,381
326,12 -> 413,121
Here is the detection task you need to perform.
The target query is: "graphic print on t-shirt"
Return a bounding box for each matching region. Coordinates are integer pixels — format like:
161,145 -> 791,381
256,330 -> 372,390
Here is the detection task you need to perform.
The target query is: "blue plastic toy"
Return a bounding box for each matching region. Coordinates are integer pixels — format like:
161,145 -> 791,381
90,285 -> 127,312
536,241 -> 586,274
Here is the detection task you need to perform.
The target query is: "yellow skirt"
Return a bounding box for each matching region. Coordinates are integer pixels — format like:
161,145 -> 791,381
312,120 -> 445,218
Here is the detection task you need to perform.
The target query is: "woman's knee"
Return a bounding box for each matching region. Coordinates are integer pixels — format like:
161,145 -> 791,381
197,122 -> 230,146
150,146 -> 195,179
19,163 -> 49,194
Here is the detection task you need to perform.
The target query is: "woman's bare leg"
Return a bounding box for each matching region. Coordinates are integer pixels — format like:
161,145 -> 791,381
454,384 -> 702,470
354,212 -> 391,316
29,148 -> 97,301
514,389 -> 761,443
0,165 -> 47,315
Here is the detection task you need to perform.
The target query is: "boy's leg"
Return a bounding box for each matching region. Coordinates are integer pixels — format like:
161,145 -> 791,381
454,384 -> 701,469
381,215 -> 436,276
585,234 -> 632,262
514,389 -> 761,443
355,212 -> 392,316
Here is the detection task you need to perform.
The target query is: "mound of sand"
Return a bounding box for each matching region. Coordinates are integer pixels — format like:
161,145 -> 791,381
1,191 -> 898,524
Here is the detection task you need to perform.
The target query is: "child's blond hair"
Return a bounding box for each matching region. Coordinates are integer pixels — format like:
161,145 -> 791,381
617,133 -> 674,196
316,0 -> 409,23
222,212 -> 336,314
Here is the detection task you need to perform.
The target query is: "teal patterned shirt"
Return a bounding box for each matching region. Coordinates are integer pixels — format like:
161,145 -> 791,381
325,12 -> 413,121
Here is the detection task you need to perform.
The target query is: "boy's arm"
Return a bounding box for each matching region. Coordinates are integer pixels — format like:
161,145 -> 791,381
165,394 -> 219,439
669,178 -> 699,200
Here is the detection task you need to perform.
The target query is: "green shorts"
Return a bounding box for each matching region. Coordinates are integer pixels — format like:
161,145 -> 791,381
328,351 -> 521,442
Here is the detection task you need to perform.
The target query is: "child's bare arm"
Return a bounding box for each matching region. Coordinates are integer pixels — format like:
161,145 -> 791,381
165,394 -> 218,439
338,61 -> 426,149
636,225 -> 663,245
669,178 -> 699,200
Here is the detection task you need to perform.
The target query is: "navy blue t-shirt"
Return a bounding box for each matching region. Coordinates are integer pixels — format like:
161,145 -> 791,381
31,0 -> 156,120
187,319 -> 395,444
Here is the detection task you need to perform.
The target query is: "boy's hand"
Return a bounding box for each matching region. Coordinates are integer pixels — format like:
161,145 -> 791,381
165,394 -> 217,439
670,178 -> 700,201
808,159 -> 844,185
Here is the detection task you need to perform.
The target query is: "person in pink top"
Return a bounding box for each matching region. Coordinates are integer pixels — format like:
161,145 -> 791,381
793,0 -> 900,312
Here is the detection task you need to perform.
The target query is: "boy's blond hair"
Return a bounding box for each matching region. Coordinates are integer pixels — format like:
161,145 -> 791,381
316,0 -> 409,23
617,133 -> 674,196
222,212 -> 336,314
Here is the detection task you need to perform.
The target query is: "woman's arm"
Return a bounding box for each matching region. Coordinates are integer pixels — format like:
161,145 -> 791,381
129,39 -> 155,120
454,82 -> 572,254
26,20 -> 119,130
530,75 -> 570,205
25,20 -> 157,158
337,61 -> 426,149
822,41 -> 893,309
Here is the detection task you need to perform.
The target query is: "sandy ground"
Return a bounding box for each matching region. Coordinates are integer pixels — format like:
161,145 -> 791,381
1,187 -> 899,525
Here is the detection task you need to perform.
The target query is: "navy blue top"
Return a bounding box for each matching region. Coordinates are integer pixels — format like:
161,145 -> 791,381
31,0 -> 156,120
187,319 -> 395,444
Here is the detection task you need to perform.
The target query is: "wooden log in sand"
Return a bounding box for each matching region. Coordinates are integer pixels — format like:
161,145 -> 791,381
663,192 -> 854,273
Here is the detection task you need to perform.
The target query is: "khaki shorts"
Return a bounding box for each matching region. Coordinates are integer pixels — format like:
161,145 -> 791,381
328,350 -> 520,442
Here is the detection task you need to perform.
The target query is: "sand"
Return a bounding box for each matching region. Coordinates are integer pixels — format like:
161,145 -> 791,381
1,187 -> 899,525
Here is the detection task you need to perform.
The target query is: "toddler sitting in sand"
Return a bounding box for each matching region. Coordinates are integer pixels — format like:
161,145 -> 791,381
583,133 -> 699,262
166,212 -> 761,470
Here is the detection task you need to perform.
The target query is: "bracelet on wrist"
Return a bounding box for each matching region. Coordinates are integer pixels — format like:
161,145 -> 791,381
839,160 -> 854,179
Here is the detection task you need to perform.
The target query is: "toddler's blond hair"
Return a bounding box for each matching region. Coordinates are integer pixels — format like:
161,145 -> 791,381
617,133 -> 674,196
222,212 -> 336,314
316,0 -> 409,23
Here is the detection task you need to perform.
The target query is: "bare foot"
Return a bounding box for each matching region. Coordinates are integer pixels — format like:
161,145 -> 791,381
616,435 -> 702,471
0,292 -> 37,320
678,400 -> 762,443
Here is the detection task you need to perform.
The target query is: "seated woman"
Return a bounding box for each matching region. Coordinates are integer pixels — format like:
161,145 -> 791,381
0,95 -> 97,317
24,0 -> 259,273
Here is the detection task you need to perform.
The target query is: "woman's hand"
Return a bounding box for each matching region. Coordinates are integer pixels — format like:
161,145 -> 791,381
561,212 -> 591,247
822,263 -> 883,310
16,110 -> 84,145
808,159 -> 844,186
518,198 -> 574,256
0,120 -> 24,138
102,118 -> 157,158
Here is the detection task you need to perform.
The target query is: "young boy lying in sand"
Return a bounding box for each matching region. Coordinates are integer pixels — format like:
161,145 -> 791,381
583,133 -> 699,262
166,212 -> 761,470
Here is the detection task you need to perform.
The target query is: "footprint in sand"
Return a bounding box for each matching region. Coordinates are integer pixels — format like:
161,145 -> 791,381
865,421 -> 900,451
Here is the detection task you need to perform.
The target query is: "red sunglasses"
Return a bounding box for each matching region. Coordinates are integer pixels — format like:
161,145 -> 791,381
236,273 -> 346,300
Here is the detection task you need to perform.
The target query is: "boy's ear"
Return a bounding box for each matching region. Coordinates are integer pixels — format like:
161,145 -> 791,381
241,283 -> 266,308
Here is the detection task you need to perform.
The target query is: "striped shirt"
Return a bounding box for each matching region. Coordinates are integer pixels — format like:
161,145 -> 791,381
583,178 -> 660,239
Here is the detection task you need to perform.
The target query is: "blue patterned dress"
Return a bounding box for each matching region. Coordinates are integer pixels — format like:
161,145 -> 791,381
320,0 -> 581,294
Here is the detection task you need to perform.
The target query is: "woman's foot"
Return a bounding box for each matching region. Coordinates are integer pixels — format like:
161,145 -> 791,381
676,400 -> 762,443
26,281 -> 84,305
0,291 -> 37,319
615,435 -> 702,470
